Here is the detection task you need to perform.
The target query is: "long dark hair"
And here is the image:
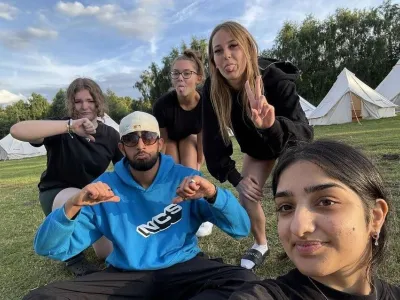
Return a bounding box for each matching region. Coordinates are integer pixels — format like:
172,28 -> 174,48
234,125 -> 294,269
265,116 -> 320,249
272,139 -> 390,277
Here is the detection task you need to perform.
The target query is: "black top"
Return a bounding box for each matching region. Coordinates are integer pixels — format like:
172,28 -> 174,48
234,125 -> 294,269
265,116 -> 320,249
202,57 -> 314,187
31,117 -> 123,192
153,90 -> 202,141
230,269 -> 400,300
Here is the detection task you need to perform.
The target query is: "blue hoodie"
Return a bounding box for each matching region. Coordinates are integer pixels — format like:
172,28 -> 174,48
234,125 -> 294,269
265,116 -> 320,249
33,154 -> 250,270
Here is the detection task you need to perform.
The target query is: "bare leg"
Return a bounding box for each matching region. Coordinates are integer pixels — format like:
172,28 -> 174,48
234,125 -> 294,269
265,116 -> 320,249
52,188 -> 113,260
165,140 -> 180,164
240,155 -> 275,268
178,135 -> 198,170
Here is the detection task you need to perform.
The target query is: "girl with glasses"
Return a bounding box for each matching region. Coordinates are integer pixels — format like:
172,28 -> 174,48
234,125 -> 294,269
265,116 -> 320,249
202,21 -> 313,269
230,140 -> 399,300
153,49 -> 213,237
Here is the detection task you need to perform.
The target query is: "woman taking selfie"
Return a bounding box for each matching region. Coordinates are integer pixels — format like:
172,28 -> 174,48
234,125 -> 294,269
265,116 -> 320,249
230,140 -> 399,299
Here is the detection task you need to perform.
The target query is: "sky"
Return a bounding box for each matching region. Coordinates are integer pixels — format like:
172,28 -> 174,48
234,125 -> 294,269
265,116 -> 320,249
0,0 -> 398,105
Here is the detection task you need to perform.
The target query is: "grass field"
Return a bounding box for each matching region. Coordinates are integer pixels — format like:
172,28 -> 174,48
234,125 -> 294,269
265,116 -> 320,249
1,116 -> 400,299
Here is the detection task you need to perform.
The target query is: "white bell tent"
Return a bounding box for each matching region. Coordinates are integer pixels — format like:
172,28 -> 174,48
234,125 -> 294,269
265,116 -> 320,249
309,68 -> 397,126
0,134 -> 46,160
299,96 -> 316,119
99,113 -> 120,132
376,59 -> 400,110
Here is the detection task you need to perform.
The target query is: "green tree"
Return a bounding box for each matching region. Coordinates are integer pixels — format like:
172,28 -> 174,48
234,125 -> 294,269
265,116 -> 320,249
29,93 -> 50,120
262,1 -> 400,105
48,89 -> 67,118
105,89 -> 132,123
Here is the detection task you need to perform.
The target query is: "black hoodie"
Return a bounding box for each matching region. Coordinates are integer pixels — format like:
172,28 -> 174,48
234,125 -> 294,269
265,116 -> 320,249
202,57 -> 314,187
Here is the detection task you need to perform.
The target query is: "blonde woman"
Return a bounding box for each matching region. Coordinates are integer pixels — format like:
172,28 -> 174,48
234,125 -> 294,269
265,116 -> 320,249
153,49 -> 213,237
202,21 -> 313,269
10,78 -> 123,276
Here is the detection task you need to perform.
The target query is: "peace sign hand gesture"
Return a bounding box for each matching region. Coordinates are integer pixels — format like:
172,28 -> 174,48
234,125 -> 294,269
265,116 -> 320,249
245,75 -> 275,129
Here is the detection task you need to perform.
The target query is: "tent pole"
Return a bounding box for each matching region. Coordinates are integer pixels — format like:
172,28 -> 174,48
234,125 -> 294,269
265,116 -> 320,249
350,92 -> 362,125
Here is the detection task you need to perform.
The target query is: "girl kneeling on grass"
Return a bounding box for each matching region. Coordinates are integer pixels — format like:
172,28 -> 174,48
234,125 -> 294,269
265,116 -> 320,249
153,49 -> 213,237
230,140 -> 400,300
10,78 -> 123,276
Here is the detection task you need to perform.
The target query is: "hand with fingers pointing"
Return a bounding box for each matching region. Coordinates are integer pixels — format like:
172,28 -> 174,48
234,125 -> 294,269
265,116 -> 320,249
173,175 -> 217,204
65,182 -> 120,219
245,75 -> 276,129
70,118 -> 97,142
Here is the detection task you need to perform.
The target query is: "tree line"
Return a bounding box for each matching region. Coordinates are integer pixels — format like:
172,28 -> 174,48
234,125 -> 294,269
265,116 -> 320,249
1,1 -> 398,140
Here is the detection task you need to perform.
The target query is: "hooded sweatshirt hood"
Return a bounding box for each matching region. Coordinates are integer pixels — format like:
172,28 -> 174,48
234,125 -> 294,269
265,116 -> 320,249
258,57 -> 300,87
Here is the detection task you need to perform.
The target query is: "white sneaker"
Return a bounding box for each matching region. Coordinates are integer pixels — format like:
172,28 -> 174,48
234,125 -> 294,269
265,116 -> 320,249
196,222 -> 213,237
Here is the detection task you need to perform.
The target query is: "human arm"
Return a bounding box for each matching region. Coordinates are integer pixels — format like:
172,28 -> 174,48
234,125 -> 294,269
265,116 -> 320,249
10,118 -> 97,144
34,182 -> 120,261
201,77 -> 243,187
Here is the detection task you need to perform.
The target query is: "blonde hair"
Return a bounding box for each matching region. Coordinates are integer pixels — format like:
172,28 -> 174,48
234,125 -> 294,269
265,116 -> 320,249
66,78 -> 107,119
171,49 -> 205,82
208,21 -> 262,144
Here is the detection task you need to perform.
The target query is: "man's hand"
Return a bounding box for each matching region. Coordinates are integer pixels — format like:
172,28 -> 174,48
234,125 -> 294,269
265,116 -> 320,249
65,182 -> 120,219
173,175 -> 216,204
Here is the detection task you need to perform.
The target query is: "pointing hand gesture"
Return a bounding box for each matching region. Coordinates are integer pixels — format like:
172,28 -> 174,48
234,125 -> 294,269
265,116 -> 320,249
65,182 -> 120,219
245,75 -> 275,129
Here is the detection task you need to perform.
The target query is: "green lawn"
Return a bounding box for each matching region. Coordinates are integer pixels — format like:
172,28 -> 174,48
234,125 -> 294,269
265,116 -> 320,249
1,116 -> 400,299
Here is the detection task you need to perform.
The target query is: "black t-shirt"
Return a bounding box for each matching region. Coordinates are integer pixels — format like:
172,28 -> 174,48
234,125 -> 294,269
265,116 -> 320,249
230,269 -> 400,300
31,117 -> 123,192
153,90 -> 202,141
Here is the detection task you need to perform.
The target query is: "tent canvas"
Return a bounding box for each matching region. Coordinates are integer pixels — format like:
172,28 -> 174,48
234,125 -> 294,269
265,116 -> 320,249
309,68 -> 397,126
99,113 -> 120,132
299,96 -> 316,118
0,134 -> 46,160
376,59 -> 400,110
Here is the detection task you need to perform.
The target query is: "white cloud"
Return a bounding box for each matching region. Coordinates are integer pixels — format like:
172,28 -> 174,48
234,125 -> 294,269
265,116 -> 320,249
26,27 -> 58,39
239,0 -> 270,28
0,49 -> 146,99
170,0 -> 204,24
56,1 -> 103,17
0,2 -> 18,20
0,89 -> 26,106
0,27 -> 58,49
56,1 -> 170,41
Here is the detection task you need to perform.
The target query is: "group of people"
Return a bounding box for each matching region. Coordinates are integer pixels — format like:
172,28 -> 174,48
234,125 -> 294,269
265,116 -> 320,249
11,21 -> 399,299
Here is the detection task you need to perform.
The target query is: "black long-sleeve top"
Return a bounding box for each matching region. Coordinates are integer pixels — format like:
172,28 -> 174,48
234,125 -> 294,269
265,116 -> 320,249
202,58 -> 314,187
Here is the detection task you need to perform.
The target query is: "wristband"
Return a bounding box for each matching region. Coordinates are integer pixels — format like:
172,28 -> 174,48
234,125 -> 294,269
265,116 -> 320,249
66,119 -> 74,139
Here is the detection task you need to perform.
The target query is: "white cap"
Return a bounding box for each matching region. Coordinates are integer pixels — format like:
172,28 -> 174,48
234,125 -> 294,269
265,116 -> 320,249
119,111 -> 160,138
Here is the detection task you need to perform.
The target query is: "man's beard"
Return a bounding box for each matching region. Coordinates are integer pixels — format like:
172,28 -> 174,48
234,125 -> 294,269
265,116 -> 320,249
127,152 -> 159,171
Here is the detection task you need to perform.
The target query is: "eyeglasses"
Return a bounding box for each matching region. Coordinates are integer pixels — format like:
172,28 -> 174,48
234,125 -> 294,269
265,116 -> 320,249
170,70 -> 197,79
121,131 -> 159,147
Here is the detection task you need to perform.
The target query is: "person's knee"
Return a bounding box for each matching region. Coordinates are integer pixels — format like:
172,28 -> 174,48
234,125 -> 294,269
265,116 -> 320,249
52,187 -> 81,211
93,237 -> 113,260
179,135 -> 198,169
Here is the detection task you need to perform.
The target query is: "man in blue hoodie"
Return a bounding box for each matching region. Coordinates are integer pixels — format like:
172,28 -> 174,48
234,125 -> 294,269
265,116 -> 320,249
24,111 -> 257,300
